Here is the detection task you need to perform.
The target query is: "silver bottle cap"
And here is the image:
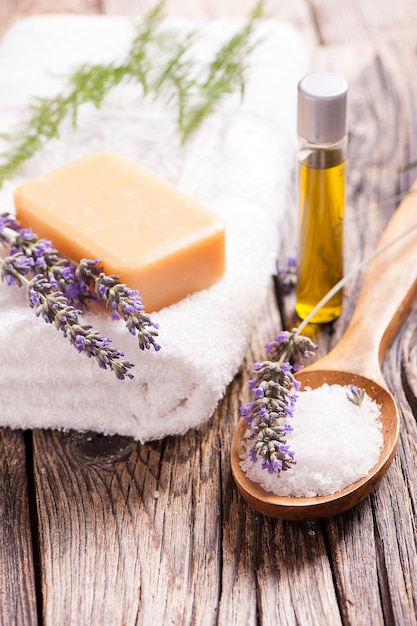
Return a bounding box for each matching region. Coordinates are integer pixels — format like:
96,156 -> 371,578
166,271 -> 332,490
297,72 -> 348,144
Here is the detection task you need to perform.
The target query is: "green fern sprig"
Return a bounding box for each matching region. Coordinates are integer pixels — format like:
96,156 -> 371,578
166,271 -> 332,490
180,2 -> 264,141
0,1 -> 264,187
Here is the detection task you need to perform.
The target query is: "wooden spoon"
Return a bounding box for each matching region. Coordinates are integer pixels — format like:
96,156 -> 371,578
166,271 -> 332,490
231,182 -> 417,521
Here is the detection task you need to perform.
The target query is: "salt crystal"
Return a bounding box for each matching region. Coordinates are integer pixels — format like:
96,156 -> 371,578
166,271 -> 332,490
240,383 -> 383,497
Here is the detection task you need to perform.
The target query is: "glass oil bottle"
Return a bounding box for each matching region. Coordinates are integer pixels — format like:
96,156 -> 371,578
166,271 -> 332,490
295,72 -> 348,323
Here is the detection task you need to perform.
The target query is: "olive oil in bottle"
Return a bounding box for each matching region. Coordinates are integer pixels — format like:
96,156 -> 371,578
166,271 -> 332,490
295,72 -> 348,323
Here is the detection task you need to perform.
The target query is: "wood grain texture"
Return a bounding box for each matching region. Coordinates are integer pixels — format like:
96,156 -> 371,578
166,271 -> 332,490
0,429 -> 38,625
101,0 -> 319,50
0,0 -> 100,33
33,427 -> 223,625
310,0 -> 417,44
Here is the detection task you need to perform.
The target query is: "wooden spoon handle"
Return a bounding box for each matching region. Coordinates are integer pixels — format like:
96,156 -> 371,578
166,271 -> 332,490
318,179 -> 417,379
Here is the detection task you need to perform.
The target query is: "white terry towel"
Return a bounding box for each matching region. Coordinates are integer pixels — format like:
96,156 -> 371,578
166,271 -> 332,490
0,14 -> 308,441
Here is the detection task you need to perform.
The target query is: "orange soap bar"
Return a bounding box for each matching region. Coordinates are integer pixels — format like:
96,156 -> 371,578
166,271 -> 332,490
14,153 -> 226,311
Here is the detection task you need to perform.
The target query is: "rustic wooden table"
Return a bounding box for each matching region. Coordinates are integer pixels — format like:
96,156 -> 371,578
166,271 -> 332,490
1,1 -> 417,625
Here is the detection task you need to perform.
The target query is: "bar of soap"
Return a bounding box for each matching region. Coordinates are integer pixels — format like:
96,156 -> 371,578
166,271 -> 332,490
14,153 -> 226,311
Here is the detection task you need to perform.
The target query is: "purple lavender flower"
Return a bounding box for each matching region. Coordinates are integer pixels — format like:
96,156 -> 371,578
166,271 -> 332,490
346,384 -> 365,406
1,211 -> 160,356
240,360 -> 299,474
75,259 -> 160,352
242,326 -> 318,475
28,275 -> 134,380
1,211 -> 161,377
93,273 -> 161,352
1,217 -> 92,308
1,251 -> 35,286
0,214 -> 20,244
266,328 -> 317,366
276,255 -> 297,294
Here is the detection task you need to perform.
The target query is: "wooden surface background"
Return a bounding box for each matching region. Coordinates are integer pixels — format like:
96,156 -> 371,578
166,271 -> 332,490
1,1 -> 417,625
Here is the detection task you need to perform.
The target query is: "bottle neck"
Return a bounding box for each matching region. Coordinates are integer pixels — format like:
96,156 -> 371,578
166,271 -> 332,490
298,135 -> 347,169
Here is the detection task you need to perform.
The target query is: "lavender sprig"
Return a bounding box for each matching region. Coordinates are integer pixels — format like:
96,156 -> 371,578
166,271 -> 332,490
266,329 -> 317,371
0,257 -> 134,379
77,264 -> 161,352
276,255 -> 297,295
241,361 -> 299,473
29,275 -> 134,380
2,220 -> 92,307
1,212 -> 161,378
0,212 -> 160,351
241,329 -> 317,474
0,213 -> 19,245
1,249 -> 35,285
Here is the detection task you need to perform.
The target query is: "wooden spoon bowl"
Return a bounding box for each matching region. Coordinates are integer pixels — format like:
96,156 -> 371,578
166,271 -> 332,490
232,180 -> 417,520
231,370 -> 398,521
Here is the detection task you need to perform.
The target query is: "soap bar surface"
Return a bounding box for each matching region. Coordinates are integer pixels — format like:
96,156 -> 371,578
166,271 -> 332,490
14,152 -> 226,311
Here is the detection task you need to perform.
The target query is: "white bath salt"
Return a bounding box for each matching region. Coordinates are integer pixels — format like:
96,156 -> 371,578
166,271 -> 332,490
240,383 -> 383,498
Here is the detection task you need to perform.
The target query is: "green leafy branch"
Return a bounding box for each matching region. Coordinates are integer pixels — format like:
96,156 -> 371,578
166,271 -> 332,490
0,1 -> 264,187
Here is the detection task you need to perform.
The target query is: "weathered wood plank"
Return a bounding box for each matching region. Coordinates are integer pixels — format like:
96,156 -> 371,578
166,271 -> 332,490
324,502 -> 386,625
33,423 -> 224,625
0,429 -> 38,625
374,312 -> 417,624
256,519 -> 343,626
101,0 -> 319,51
310,0 -> 417,44
0,0 -> 101,34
